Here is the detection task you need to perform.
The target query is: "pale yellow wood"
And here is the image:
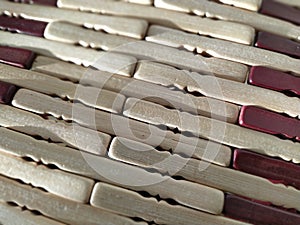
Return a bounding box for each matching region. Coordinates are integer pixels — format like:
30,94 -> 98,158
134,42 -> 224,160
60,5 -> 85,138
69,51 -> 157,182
0,176 -> 146,225
275,0 -> 300,8
154,0 -> 300,42
134,61 -> 300,119
12,89 -> 232,167
0,104 -> 110,155
45,21 -> 135,50
31,56 -> 239,122
57,0 -> 255,45
0,128 -> 225,214
0,152 -> 94,203
147,25 -> 300,75
0,202 -> 65,225
123,98 -> 300,163
0,64 -> 126,113
91,182 -> 249,225
0,31 -> 136,75
0,1 -> 148,39
109,136 -> 300,211
217,0 -> 262,11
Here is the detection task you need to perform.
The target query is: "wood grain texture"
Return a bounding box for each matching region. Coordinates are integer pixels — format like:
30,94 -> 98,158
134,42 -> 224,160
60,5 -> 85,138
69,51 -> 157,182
0,152 -> 94,203
134,61 -> 300,118
57,0 -> 255,45
0,104 -> 111,155
123,98 -> 300,163
91,182 -> 249,225
31,56 -> 239,123
0,202 -> 65,225
108,136 -> 300,211
0,64 -> 126,113
0,127 -> 224,213
0,176 -> 146,225
12,89 -> 232,167
0,1 -> 148,39
147,25 -> 300,75
0,31 -> 136,75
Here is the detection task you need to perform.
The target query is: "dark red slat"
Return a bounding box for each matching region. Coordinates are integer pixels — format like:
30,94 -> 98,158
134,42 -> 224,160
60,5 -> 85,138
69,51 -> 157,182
0,46 -> 36,69
239,106 -> 300,141
0,15 -> 47,37
224,194 -> 300,225
255,32 -> 300,58
249,66 -> 300,96
10,0 -> 57,6
233,149 -> 300,189
260,0 -> 300,25
0,81 -> 17,104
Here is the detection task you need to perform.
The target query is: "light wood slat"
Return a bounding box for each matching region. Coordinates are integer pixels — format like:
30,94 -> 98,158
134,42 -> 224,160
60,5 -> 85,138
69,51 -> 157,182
134,61 -> 300,118
218,0 -> 262,11
0,31 -> 136,75
0,176 -> 147,225
123,0 -> 153,4
0,202 -> 65,225
31,57 -> 239,123
109,136 -> 300,211
0,1 -> 148,39
147,25 -> 300,75
57,0 -> 255,45
45,21 -> 135,50
0,104 -> 110,155
0,64 -> 126,114
123,98 -> 300,163
12,89 -> 232,167
275,0 -> 300,8
91,182 -> 249,225
0,128 -> 225,214
154,0 -> 300,42
0,152 -> 94,203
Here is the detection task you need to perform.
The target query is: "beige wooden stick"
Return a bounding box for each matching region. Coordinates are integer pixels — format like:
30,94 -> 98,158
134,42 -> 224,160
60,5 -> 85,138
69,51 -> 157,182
0,31 -> 136,75
123,98 -> 300,163
0,1 -> 148,39
0,104 -> 111,155
214,0 -> 262,11
91,182 -> 249,225
30,57 -> 239,123
12,89 -> 232,167
57,0 -> 255,45
134,61 -> 300,118
0,64 -> 126,114
0,176 -> 146,225
44,21 -> 135,50
147,25 -> 300,75
109,136 -> 300,211
0,128 -> 225,214
275,0 -> 300,8
0,152 -> 94,203
0,202 -> 65,225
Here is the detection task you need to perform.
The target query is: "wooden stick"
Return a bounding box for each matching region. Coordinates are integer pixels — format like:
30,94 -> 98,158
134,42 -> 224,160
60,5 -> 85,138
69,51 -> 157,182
0,31 -> 137,74
31,57 -> 239,123
12,89 -> 232,167
91,182 -> 250,225
0,104 -> 111,155
0,152 -> 94,203
57,0 -> 255,45
147,25 -> 300,75
0,64 -> 126,114
0,127 -> 225,214
108,136 -> 300,211
0,202 -> 65,225
123,97 -> 300,163
134,61 -> 300,119
217,0 -> 262,11
0,175 -> 146,225
0,0 -> 148,39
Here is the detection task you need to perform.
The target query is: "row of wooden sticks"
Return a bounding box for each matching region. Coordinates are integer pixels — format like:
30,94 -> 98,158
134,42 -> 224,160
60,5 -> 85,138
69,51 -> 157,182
1,0 -> 300,224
